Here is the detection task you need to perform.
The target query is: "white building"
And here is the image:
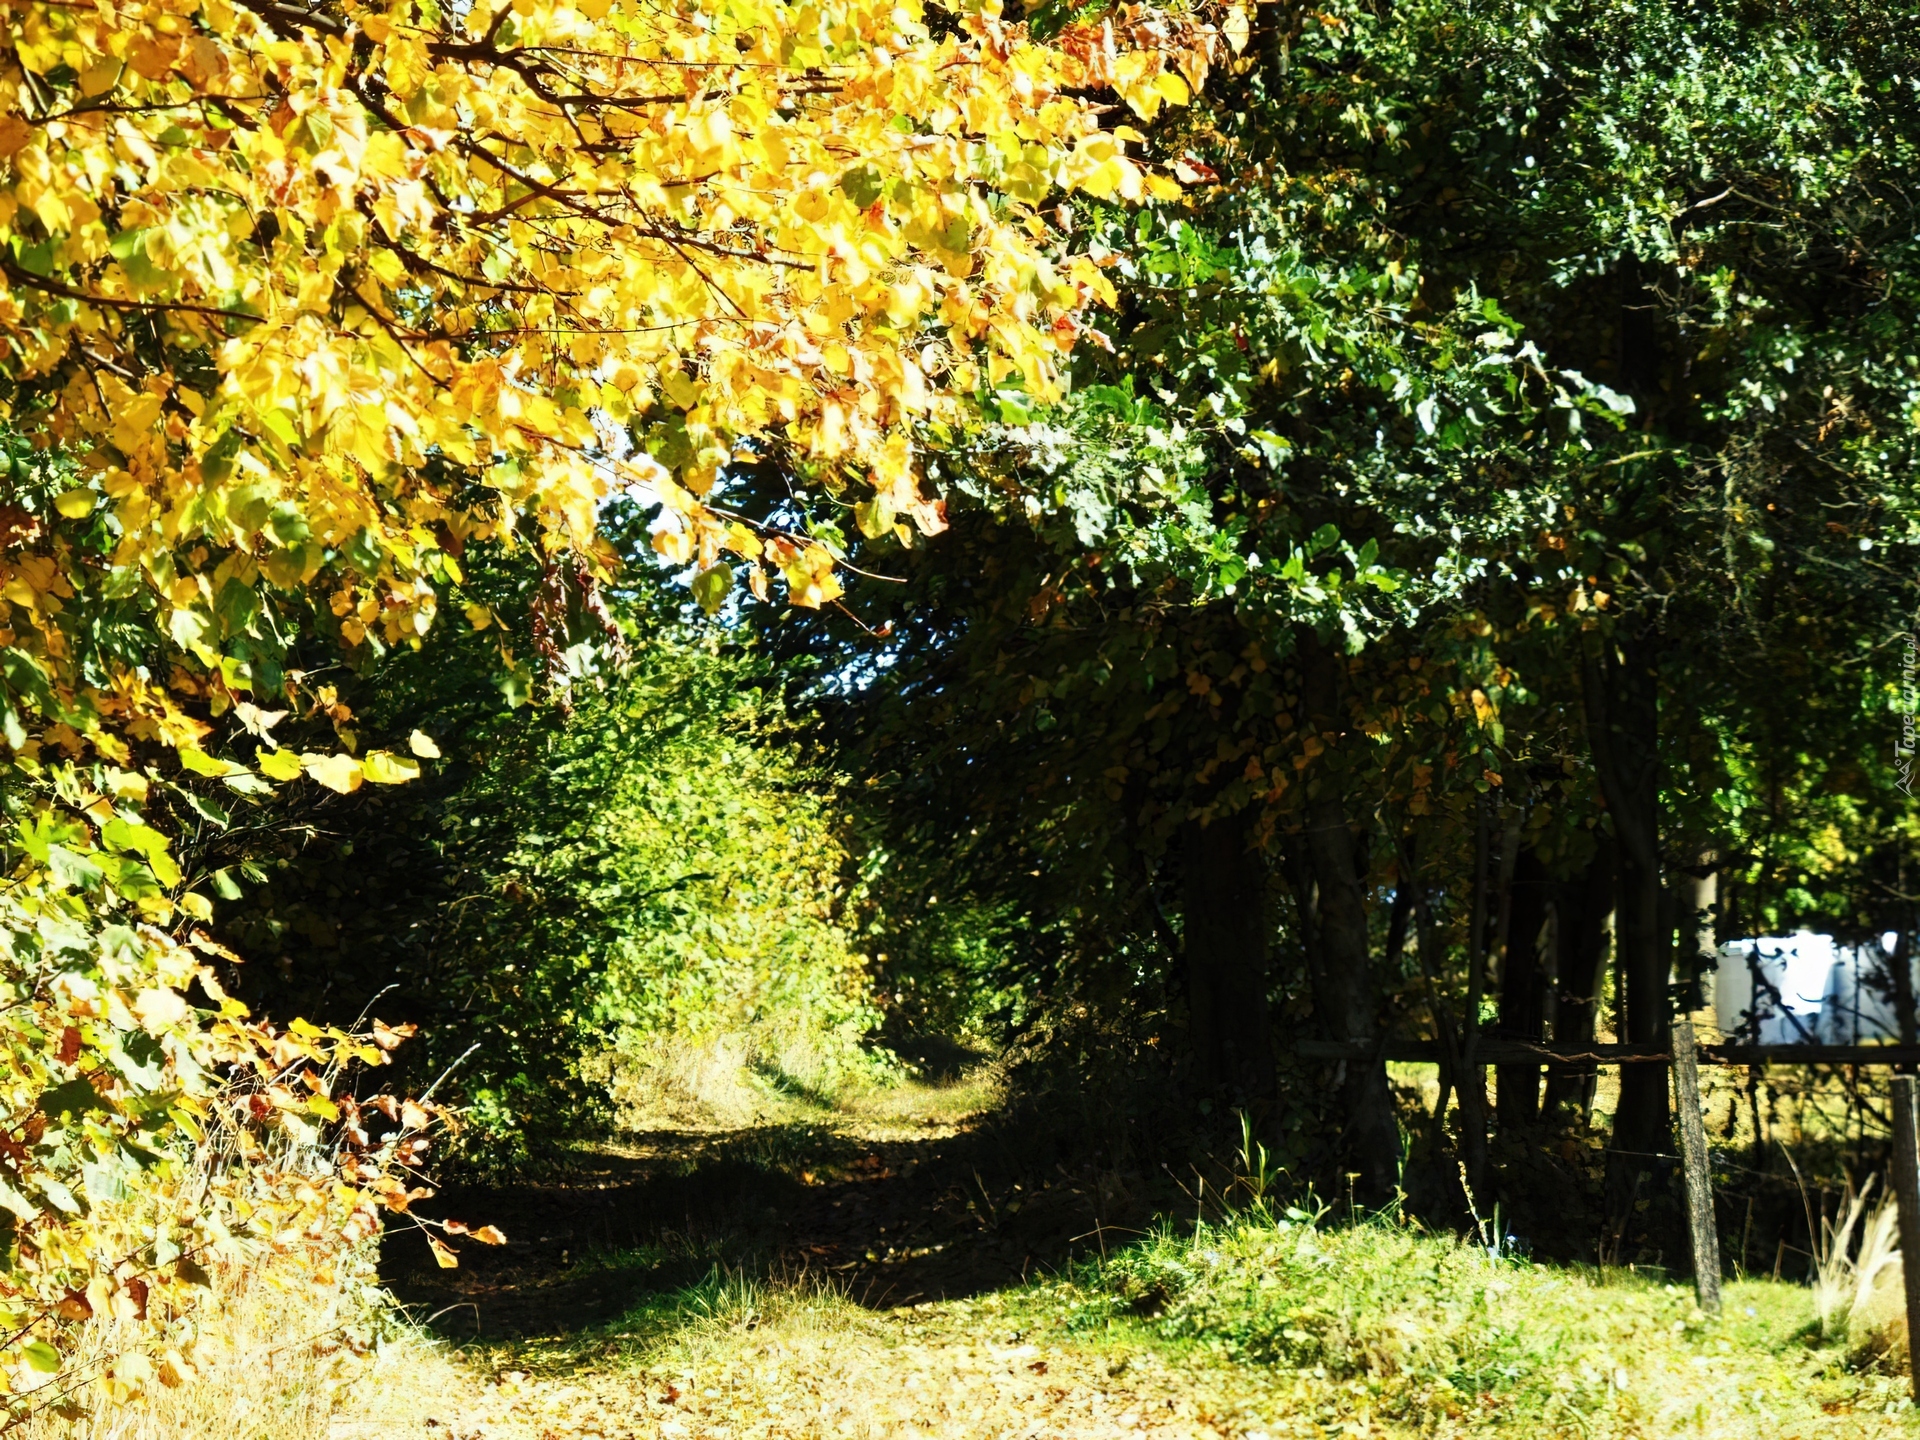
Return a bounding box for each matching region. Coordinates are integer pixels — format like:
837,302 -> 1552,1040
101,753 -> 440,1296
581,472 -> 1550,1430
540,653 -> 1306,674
1712,932 -> 1916,1044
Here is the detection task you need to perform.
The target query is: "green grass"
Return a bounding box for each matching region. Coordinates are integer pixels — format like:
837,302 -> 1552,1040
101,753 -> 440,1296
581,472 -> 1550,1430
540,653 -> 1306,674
465,1210 -> 1919,1436
1062,1209 -> 1918,1435
397,1075 -> 1920,1437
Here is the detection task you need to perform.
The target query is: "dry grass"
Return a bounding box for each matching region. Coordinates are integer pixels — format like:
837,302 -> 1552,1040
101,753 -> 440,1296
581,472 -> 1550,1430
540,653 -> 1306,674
0,1251 -> 518,1440
1808,1176 -> 1899,1337
327,1281 -> 1242,1440
591,1031 -> 787,1131
823,1062 -> 1004,1138
1849,1254 -> 1911,1361
4,1249 -> 453,1440
31,1213 -> 1915,1438
1801,1172 -> 1911,1363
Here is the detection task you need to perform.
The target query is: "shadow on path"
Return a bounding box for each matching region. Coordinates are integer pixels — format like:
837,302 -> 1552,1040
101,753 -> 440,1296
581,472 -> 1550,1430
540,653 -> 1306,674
382,1107 -> 1174,1342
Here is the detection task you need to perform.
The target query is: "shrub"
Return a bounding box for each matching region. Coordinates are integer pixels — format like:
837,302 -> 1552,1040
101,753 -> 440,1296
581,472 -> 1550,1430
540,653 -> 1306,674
0,812 -> 461,1420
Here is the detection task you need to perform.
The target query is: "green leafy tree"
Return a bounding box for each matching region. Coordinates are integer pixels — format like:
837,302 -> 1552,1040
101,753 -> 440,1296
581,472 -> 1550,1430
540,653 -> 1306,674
750,0 -> 1920,1228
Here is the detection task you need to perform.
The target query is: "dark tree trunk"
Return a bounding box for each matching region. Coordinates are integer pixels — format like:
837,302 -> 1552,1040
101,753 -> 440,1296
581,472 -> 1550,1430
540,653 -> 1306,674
1459,804 -> 1492,1194
1297,633 -> 1401,1205
1181,808 -> 1275,1109
1544,839 -> 1616,1118
1384,877 -> 1414,981
1582,630 -> 1670,1225
1496,847 -> 1553,1128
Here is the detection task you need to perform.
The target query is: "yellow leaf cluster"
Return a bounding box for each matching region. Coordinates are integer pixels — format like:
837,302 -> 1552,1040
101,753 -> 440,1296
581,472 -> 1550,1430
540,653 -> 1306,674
0,0 -> 1233,761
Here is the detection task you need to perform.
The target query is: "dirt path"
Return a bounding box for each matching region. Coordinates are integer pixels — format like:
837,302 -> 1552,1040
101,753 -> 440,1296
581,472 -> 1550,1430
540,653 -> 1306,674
332,1081 -> 1906,1440
380,1093 -> 1177,1342
341,1082 -> 1261,1440
334,1303 -> 1255,1440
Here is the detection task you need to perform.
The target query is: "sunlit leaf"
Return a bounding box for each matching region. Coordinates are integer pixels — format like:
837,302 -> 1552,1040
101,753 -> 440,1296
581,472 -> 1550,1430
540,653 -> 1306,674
302,754 -> 364,795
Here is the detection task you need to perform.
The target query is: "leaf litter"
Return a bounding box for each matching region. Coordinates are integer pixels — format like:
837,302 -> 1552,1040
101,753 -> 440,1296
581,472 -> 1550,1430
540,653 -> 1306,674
329,1303 -> 1244,1439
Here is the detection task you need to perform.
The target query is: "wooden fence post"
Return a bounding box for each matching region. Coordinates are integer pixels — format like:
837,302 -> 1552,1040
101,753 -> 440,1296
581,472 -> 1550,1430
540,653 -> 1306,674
1887,1075 -> 1920,1397
1672,1017 -> 1721,1313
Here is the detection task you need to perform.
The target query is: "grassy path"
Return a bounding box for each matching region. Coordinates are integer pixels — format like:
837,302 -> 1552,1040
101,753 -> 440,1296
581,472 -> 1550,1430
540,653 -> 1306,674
327,1076 -> 1919,1440
336,1299 -> 1243,1439
334,1261 -> 1916,1440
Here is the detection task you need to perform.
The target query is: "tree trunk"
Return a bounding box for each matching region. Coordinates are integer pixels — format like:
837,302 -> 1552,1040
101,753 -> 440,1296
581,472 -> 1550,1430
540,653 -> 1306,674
1582,630 -> 1670,1228
1460,803 -> 1491,1194
1181,808 -> 1275,1109
1544,839 -> 1616,1118
1297,633 -> 1400,1205
1675,849 -> 1716,995
1671,848 -> 1721,1053
1496,847 -> 1553,1128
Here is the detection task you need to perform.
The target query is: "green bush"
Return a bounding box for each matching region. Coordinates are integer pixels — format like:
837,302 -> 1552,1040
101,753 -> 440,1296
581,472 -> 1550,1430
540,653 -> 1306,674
210,576 -> 891,1161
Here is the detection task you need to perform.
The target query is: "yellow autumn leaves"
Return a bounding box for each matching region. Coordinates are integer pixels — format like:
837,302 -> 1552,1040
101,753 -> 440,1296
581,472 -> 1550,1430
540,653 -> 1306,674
0,0 -> 1248,779
0,0 -> 1253,1393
